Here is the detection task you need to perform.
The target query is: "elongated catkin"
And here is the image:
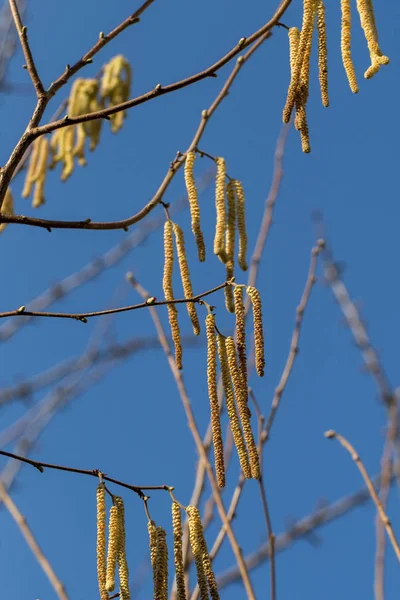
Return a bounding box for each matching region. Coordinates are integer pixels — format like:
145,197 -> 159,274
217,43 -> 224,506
341,0 -> 358,93
217,334 -> 251,478
172,502 -> 187,600
234,286 -> 248,392
206,314 -> 225,488
184,152 -> 205,262
317,0 -> 329,107
225,336 -> 260,479
187,506 -> 219,600
96,485 -> 108,600
163,221 -> 183,370
224,181 -> 237,312
173,222 -> 200,336
105,504 -> 120,591
214,157 -> 227,259
115,497 -> 130,600
154,526 -> 168,600
0,188 -> 14,233
233,180 -> 248,271
356,0 -> 389,79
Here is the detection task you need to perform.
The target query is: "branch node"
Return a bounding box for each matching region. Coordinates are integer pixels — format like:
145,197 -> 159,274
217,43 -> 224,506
324,430 -> 336,439
17,305 -> 26,314
238,37 -> 246,48
201,109 -> 209,119
99,32 -> 105,40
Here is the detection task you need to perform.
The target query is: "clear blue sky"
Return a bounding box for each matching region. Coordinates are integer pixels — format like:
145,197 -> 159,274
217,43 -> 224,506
0,0 -> 399,598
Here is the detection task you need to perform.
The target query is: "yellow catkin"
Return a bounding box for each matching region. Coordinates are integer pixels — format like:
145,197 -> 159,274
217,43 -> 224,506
172,222 -> 200,336
246,286 -> 265,378
184,152 -> 205,262
172,502 -> 187,600
214,157 -> 227,259
288,28 -> 311,152
356,0 -> 389,79
101,55 -> 132,133
233,180 -> 248,272
187,506 -> 219,600
317,0 -> 329,107
96,485 -> 108,600
341,0 -> 359,93
288,27 -> 301,128
148,520 -> 157,570
22,137 -> 41,199
282,0 -> 316,123
154,526 -> 168,600
32,137 -> 49,208
186,506 -> 210,600
234,286 -> 248,393
115,497 -> 130,600
163,221 -> 183,370
224,181 -> 236,312
0,188 -> 14,233
206,314 -> 225,488
225,336 -> 260,479
105,504 -> 120,592
217,334 -> 251,478
298,3 -> 316,153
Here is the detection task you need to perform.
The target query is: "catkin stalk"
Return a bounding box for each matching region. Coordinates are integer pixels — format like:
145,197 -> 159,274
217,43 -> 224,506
225,336 -> 260,479
217,334 -> 251,478
96,485 -> 108,600
172,502 -> 187,600
105,504 -> 120,591
172,222 -> 200,336
184,152 -> 205,262
163,221 -> 183,370
206,314 -> 225,488
214,157 -> 227,259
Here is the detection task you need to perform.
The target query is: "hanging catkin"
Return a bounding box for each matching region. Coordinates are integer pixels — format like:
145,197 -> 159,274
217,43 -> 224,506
105,504 -> 120,591
172,222 -> 200,336
246,286 -> 265,378
172,502 -> 187,600
340,0 -> 358,93
214,157 -> 227,260
184,152 -> 205,262
288,27 -> 311,153
206,314 -> 225,488
187,506 -> 219,600
233,180 -> 248,272
225,336 -> 260,479
163,220 -> 183,370
296,3 -> 316,153
96,485 -> 108,600
217,334 -> 251,478
148,520 -> 157,571
115,497 -> 130,600
154,526 -> 168,600
0,188 -> 14,233
234,286 -> 248,393
283,0 -> 316,124
317,0 -> 329,107
22,136 -> 49,208
224,180 -> 236,312
356,0 -> 389,79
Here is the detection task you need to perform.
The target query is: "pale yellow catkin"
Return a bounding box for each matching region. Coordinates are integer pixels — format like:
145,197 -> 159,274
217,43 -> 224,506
341,0 -> 359,93
148,520 -> 157,570
172,502 -> 187,600
214,157 -> 227,259
246,286 -> 265,378
163,221 -> 183,370
297,3 -> 316,153
225,336 -> 260,480
32,137 -> 49,208
234,286 -> 248,394
96,485 -> 108,600
0,188 -> 14,233
233,180 -> 248,271
187,506 -> 219,600
101,55 -> 132,133
105,504 -> 120,591
217,334 -> 251,479
356,0 -> 389,79
206,314 -> 225,488
317,0 -> 329,107
115,497 -> 130,600
172,222 -> 200,336
22,137 -> 41,199
282,0 -> 316,123
186,506 -> 210,600
184,152 -> 205,262
224,181 -> 237,313
154,526 -> 168,600
288,28 -> 311,153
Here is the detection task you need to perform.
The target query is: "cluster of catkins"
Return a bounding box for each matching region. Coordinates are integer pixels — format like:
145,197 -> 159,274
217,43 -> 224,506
283,0 -> 389,153
206,285 -> 265,488
96,484 -> 130,600
147,502 -> 220,600
22,55 -> 131,208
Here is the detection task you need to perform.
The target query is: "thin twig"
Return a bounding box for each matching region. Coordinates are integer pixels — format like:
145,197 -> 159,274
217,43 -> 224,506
325,430 -> 400,562
129,275 -> 257,599
0,482 -> 68,600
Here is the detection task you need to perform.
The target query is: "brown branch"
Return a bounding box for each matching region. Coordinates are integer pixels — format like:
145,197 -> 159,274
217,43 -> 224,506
129,275 -> 257,599
325,430 -> 400,562
0,0 -> 293,230
0,482 -> 68,600
8,0 -> 44,96
0,280 -> 229,323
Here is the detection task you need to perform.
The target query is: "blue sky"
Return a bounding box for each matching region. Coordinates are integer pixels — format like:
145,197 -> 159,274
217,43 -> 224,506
0,0 -> 399,598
